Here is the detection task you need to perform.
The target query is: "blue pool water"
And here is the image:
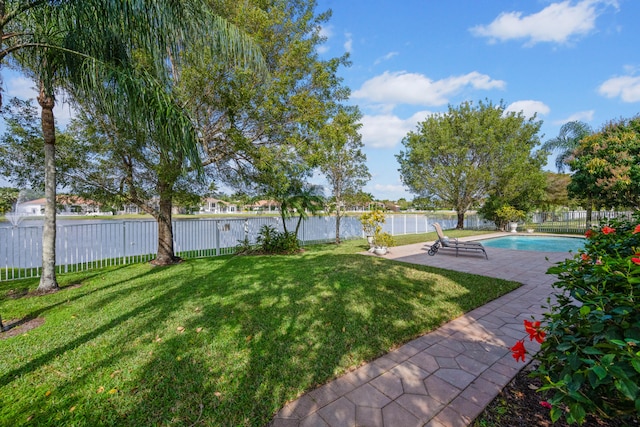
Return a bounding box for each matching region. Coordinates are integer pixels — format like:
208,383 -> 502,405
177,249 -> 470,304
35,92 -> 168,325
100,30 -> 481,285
480,235 -> 585,252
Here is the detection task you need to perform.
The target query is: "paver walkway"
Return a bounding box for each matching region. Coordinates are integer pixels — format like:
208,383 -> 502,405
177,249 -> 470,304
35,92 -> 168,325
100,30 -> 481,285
270,233 -> 575,427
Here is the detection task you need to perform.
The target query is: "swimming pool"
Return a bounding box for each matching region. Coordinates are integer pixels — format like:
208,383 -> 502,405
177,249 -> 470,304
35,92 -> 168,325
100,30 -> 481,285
480,235 -> 585,252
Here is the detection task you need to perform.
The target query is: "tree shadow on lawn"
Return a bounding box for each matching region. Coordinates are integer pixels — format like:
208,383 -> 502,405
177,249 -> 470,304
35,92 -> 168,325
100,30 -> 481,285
0,252 -> 518,426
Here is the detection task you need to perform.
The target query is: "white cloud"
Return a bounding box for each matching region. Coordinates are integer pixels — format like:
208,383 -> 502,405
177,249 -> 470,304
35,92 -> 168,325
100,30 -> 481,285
553,110 -> 595,124
374,51 -> 399,65
344,32 -> 353,53
352,71 -> 505,107
5,76 -> 37,99
372,183 -> 409,196
316,25 -> 333,54
505,100 -> 550,118
359,111 -> 431,149
470,0 -> 618,45
318,25 -> 333,39
598,75 -> 640,102
4,76 -> 75,127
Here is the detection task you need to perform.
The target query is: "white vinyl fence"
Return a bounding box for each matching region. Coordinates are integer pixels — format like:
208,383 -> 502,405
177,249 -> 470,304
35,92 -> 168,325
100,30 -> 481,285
0,212 -> 523,282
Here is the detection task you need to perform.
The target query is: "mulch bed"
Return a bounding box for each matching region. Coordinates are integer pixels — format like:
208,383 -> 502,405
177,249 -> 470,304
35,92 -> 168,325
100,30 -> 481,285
0,317 -> 45,339
473,364 -> 639,426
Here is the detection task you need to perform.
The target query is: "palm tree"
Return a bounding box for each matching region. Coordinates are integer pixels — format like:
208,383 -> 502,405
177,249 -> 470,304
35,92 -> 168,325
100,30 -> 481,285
280,183 -> 325,236
542,120 -> 595,228
541,121 -> 593,173
1,1 -> 264,290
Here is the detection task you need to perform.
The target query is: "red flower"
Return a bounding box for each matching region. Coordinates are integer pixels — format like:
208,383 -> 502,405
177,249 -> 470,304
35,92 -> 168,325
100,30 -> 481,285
511,340 -> 526,362
524,319 -> 546,343
602,226 -> 615,235
580,253 -> 590,262
634,224 -> 640,234
585,229 -> 594,238
632,257 -> 640,266
540,401 -> 552,409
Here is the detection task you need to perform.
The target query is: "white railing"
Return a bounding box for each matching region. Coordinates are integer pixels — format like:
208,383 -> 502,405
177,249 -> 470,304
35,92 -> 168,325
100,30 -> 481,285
1,213 -> 492,282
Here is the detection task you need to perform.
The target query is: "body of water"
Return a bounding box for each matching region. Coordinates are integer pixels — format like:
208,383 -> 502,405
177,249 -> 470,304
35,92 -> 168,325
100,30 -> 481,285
480,235 -> 584,252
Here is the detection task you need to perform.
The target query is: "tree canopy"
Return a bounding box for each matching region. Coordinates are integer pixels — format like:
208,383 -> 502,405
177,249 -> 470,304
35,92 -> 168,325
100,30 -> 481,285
568,116 -> 640,210
396,99 -> 545,228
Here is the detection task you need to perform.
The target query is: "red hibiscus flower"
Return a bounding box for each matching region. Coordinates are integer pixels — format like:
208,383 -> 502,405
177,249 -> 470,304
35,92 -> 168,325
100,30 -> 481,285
602,226 -> 615,235
580,253 -> 590,262
511,340 -> 526,362
634,224 -> 640,234
540,401 -> 552,409
524,319 -> 546,343
585,229 -> 594,238
632,257 -> 640,266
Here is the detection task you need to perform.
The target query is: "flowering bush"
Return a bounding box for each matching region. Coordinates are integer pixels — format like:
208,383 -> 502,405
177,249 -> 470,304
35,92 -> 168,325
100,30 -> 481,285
359,209 -> 385,236
514,214 -> 640,424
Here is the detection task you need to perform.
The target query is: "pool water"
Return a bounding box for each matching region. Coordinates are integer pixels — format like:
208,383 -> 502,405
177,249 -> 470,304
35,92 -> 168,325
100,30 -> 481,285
480,235 -> 584,252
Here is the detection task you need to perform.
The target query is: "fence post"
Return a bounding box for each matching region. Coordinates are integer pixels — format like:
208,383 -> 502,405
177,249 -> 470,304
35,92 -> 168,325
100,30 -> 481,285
122,221 -> 126,265
215,220 -> 220,256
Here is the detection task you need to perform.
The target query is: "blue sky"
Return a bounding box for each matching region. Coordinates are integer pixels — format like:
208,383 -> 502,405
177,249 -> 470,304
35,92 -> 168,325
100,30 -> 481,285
315,0 -> 640,200
2,0 -> 640,202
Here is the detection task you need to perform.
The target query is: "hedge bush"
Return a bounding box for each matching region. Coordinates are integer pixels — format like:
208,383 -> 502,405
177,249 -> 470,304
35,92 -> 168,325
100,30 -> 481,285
533,214 -> 640,424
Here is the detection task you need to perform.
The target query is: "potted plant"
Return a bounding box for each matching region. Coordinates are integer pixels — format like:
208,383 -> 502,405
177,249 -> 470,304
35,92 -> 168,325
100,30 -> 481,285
359,209 -> 386,247
495,205 -> 526,233
372,231 -> 395,255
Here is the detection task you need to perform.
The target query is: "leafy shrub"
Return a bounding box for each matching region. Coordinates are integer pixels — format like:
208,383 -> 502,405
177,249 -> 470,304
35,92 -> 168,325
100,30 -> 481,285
255,225 -> 300,254
373,231 -> 395,248
532,214 -> 640,424
235,237 -> 256,254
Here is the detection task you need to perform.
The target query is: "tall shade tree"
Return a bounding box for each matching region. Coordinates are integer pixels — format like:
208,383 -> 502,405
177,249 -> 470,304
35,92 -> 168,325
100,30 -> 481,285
318,107 -> 370,244
182,0 -> 352,202
1,1 -> 264,284
569,116 -> 640,212
541,120 -> 593,173
397,100 -> 544,229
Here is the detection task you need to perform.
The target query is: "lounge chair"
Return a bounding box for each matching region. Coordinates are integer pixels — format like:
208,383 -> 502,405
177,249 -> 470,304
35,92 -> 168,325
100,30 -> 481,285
427,223 -> 488,259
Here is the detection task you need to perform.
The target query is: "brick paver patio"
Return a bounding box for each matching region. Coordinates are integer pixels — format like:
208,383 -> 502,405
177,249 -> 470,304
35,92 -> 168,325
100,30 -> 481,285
270,233 -> 575,427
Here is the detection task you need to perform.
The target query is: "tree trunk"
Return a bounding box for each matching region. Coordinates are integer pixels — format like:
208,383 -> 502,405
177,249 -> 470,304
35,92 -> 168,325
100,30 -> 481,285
152,193 -> 181,265
335,208 -> 342,244
586,204 -> 593,230
37,87 -> 59,292
456,211 -> 465,229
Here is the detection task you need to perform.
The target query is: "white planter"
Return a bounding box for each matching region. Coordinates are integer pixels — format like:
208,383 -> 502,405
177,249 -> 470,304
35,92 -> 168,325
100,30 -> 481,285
509,222 -> 518,233
373,246 -> 388,255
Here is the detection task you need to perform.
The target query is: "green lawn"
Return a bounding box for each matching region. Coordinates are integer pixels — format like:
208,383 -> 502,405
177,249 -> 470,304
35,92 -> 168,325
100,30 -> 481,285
0,232 -> 517,426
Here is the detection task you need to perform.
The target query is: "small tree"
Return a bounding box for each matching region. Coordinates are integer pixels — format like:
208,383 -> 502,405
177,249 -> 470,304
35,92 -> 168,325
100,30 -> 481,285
494,205 -> 526,231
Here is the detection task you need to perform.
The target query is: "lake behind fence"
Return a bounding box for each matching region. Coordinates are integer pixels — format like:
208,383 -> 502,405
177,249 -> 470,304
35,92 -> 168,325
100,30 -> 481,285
1,214 -> 474,282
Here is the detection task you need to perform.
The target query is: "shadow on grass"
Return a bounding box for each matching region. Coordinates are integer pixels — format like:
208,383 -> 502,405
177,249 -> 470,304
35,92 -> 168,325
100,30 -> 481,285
0,250 -> 519,426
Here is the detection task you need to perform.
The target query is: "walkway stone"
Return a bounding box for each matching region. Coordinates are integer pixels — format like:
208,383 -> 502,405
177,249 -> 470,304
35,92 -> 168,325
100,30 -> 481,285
270,233 -> 574,427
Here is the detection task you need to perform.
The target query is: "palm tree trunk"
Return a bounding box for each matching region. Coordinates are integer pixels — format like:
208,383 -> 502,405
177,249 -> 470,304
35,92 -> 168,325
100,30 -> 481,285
37,86 -> 59,292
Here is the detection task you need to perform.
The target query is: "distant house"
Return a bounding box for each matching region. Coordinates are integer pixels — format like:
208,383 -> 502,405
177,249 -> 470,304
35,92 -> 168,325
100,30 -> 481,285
16,196 -> 103,215
57,195 -> 102,214
199,198 -> 238,214
247,200 -> 280,213
16,198 -> 45,215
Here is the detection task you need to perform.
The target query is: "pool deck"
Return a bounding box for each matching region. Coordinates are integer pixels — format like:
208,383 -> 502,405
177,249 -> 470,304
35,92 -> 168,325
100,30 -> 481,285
269,233 -> 574,427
